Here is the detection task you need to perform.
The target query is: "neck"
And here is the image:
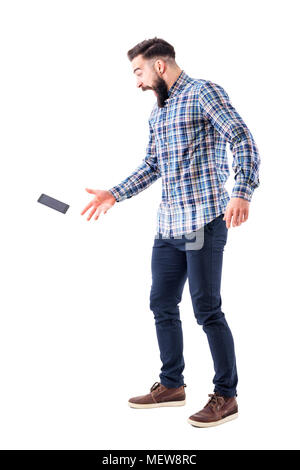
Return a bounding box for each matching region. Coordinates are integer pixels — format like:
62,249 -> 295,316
165,68 -> 183,91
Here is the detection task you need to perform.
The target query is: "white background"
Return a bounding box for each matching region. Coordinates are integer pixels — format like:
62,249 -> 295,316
0,0 -> 299,450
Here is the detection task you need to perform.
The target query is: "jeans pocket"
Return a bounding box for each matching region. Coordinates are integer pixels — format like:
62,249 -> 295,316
205,214 -> 227,241
206,213 -> 223,229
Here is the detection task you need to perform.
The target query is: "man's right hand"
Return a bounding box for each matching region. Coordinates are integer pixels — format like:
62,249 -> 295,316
81,188 -> 116,221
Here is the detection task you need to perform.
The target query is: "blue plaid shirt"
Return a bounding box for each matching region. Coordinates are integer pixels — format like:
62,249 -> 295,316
108,70 -> 260,237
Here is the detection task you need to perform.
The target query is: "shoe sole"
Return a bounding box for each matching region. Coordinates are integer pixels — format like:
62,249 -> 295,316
128,399 -> 186,409
187,412 -> 238,427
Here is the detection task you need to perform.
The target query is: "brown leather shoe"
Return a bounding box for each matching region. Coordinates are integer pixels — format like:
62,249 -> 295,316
188,392 -> 238,427
128,381 -> 187,409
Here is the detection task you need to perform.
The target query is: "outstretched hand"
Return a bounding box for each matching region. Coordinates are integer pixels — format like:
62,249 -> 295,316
81,188 -> 116,221
223,197 -> 250,229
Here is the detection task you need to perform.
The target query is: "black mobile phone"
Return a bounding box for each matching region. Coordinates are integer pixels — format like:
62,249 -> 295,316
37,193 -> 69,214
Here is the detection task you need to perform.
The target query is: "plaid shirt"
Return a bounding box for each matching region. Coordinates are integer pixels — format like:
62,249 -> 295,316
108,70 -> 260,237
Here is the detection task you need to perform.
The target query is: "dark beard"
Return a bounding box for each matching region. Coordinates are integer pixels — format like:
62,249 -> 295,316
152,75 -> 169,108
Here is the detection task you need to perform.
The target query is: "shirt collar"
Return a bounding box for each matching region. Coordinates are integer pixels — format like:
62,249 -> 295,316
167,70 -> 190,98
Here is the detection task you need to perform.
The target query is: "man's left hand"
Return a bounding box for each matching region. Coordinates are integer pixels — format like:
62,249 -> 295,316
223,198 -> 250,229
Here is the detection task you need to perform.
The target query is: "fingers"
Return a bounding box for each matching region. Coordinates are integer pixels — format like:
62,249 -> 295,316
81,188 -> 111,220
81,201 -> 94,215
243,210 -> 249,223
81,189 -> 97,215
223,208 -> 233,229
85,205 -> 109,221
235,208 -> 249,226
95,204 -> 110,219
223,207 -> 249,228
232,208 -> 240,227
95,206 -> 105,220
86,206 -> 97,221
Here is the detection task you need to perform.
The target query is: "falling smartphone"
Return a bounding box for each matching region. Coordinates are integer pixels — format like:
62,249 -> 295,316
37,193 -> 70,214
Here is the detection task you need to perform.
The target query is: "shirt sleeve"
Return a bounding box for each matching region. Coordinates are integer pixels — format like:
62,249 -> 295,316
107,119 -> 161,202
199,80 -> 261,202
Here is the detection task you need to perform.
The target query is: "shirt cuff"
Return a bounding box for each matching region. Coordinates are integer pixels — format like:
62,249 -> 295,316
231,181 -> 255,202
107,186 -> 127,202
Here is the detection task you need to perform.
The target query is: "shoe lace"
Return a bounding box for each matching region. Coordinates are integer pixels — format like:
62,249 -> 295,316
150,382 -> 187,392
205,393 -> 225,410
150,382 -> 161,392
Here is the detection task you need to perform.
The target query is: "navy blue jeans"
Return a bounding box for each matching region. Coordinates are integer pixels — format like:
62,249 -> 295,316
149,213 -> 238,397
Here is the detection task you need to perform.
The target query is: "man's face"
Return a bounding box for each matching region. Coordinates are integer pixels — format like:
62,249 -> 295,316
132,55 -> 169,108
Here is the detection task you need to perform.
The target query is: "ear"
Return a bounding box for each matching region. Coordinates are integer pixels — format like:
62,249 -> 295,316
153,58 -> 165,75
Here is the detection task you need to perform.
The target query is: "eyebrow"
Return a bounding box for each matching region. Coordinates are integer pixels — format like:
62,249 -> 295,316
133,67 -> 142,74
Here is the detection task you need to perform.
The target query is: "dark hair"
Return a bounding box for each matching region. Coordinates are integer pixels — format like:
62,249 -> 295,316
127,37 -> 176,63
